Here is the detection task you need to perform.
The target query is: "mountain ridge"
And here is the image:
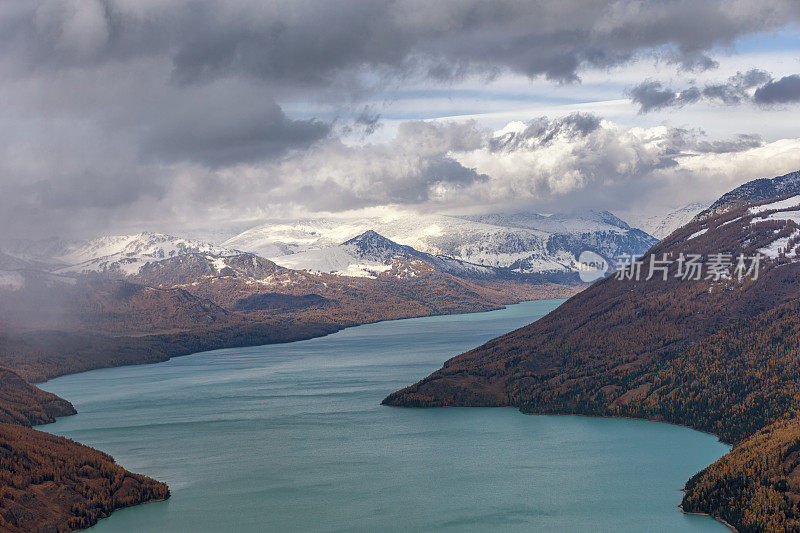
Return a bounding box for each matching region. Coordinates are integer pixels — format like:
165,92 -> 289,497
274,230 -> 513,280
224,210 -> 657,275
697,169 -> 800,221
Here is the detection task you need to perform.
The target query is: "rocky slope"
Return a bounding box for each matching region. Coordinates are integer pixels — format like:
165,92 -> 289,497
0,274 -> 234,334
0,421 -> 169,532
0,369 -> 75,426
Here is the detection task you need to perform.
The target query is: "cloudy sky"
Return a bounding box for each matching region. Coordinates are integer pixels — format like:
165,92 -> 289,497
3,0 -> 800,240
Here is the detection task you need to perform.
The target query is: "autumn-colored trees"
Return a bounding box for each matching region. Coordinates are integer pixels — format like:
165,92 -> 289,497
0,368 -> 169,532
0,422 -> 169,532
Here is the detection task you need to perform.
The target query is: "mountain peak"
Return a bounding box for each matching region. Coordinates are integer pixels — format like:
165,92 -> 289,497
343,230 -> 418,260
343,229 -> 386,245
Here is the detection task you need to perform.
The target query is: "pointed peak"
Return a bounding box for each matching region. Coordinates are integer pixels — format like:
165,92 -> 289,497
342,230 -> 422,261
343,230 -> 395,246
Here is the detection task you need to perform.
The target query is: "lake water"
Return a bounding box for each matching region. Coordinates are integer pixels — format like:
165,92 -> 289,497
39,300 -> 730,532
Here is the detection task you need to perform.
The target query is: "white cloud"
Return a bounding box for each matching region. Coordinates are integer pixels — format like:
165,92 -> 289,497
151,115 -> 800,235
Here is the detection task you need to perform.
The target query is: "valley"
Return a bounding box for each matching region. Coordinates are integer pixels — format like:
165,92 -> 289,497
1,210 -> 634,531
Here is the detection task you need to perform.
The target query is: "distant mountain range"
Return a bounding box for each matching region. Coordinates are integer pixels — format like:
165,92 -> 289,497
225,209 -> 657,276
53,232 -> 242,277
271,230 -> 505,279
0,224 -> 586,380
384,168 -> 800,532
5,169 -> 796,532
0,208 -> 658,285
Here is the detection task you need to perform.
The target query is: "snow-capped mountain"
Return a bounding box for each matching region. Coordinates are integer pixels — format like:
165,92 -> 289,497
55,232 -> 242,276
697,169 -> 800,221
632,202 -> 711,239
129,252 -> 291,288
272,230 -> 497,278
0,250 -> 39,271
225,210 -> 657,275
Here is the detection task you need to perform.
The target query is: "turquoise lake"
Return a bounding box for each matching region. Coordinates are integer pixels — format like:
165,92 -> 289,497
39,300 -> 730,532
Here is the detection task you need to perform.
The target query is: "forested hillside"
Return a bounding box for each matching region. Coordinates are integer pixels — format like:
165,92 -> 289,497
386,187 -> 800,531
0,369 -> 169,532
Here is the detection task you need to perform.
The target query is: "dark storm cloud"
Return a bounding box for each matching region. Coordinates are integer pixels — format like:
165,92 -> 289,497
418,157 -> 489,189
142,96 -> 329,167
12,1 -> 800,85
703,69 -> 773,104
629,69 -> 799,113
628,81 -> 701,113
159,1 -> 799,85
753,75 -> 800,104
694,134 -> 764,154
2,0 -> 800,239
628,81 -> 680,113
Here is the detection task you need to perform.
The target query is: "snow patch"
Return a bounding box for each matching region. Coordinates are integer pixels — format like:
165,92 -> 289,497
272,247 -> 392,278
749,195 -> 800,215
757,211 -> 800,225
211,256 -> 229,272
687,228 -> 708,240
758,229 -> 800,259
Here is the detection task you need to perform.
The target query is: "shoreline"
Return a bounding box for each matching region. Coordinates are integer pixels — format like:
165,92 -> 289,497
30,299 -> 557,530
680,504 -> 738,532
32,297 -> 569,386
35,298 -> 733,533
519,410 -> 734,446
